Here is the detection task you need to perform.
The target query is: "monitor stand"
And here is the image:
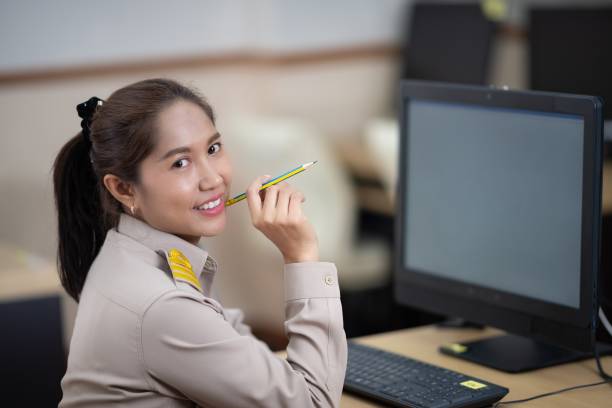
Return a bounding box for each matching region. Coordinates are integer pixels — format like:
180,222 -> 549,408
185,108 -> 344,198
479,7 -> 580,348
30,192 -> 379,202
439,334 -> 612,373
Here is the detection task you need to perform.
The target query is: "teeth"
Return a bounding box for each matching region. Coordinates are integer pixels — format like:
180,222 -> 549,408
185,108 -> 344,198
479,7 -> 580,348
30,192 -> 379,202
196,198 -> 221,211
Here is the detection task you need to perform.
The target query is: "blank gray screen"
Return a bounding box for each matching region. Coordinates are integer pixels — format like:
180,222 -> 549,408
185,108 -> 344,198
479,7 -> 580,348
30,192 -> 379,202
404,100 -> 584,308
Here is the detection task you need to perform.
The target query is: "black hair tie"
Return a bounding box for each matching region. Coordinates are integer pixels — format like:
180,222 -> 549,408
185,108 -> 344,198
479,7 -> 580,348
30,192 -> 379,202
76,96 -> 104,145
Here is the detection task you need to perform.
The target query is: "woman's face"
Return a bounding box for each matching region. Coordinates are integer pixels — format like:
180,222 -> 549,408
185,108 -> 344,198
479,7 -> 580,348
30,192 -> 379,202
133,100 -> 232,244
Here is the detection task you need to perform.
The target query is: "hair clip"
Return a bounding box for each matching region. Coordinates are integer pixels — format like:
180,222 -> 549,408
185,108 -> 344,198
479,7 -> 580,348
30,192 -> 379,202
76,96 -> 104,144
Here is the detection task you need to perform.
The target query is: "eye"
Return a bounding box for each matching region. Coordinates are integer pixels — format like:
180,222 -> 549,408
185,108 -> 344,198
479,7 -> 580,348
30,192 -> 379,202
172,158 -> 190,168
208,142 -> 222,155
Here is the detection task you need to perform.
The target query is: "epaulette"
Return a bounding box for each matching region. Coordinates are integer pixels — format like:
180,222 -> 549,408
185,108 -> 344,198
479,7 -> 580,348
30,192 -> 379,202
164,248 -> 203,293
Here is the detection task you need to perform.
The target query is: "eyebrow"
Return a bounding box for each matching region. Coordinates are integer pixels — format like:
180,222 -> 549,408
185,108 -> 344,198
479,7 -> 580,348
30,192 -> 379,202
158,132 -> 221,161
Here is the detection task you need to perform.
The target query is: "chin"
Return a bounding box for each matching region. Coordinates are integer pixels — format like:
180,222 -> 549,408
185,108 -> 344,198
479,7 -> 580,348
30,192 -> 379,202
196,218 -> 227,238
199,227 -> 225,237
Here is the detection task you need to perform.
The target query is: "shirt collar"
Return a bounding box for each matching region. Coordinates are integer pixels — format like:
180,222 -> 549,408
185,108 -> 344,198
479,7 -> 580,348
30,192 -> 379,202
117,213 -> 212,280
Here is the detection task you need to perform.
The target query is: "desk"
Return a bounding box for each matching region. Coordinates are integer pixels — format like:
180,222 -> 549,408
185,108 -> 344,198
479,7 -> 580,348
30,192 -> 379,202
0,244 -> 60,301
0,244 -> 75,348
343,325 -> 612,407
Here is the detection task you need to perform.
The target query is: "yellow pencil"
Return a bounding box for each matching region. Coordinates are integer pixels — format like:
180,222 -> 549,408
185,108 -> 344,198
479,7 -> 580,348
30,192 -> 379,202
225,161 -> 318,207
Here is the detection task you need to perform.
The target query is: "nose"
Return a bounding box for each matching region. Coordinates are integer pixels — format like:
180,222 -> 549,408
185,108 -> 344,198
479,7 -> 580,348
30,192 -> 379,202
198,160 -> 223,191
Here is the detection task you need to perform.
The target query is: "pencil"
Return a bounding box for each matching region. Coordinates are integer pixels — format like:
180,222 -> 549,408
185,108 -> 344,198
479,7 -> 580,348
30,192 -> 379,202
225,161 -> 318,207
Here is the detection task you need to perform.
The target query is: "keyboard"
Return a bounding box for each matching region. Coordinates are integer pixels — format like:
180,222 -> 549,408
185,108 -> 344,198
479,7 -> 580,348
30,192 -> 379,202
345,342 -> 509,408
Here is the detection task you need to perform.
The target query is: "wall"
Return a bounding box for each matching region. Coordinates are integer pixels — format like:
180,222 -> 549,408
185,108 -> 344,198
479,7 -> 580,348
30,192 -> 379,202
0,0 -> 408,73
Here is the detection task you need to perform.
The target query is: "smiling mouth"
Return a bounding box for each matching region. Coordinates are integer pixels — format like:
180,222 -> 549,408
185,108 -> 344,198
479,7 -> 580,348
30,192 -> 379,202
194,197 -> 223,211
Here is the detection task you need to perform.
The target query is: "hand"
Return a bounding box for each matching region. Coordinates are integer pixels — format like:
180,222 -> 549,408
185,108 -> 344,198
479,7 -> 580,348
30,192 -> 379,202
246,176 -> 319,264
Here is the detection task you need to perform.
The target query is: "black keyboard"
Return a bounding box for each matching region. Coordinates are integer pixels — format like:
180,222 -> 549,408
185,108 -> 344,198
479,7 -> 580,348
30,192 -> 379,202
345,342 -> 509,408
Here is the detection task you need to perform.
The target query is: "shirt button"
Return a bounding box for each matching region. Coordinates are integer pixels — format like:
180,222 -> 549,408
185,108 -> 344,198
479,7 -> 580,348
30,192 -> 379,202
324,275 -> 335,286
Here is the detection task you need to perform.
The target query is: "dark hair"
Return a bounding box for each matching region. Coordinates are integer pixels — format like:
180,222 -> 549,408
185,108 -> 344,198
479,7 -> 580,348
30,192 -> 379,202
53,78 -> 215,301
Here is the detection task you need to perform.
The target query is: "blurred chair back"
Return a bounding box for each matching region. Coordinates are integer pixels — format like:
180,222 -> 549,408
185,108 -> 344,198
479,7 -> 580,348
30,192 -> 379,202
364,118 -> 399,203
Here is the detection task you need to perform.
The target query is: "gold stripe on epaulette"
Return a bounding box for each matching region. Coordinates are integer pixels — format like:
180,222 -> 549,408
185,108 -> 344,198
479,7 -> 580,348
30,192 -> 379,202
169,249 -> 192,267
169,262 -> 193,275
166,248 -> 203,293
172,271 -> 203,292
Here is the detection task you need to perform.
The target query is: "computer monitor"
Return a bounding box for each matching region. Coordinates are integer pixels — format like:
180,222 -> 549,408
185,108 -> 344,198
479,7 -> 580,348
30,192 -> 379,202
394,80 -> 605,373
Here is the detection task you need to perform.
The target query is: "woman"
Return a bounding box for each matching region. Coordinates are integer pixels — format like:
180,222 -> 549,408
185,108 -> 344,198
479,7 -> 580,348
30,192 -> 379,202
53,78 -> 347,407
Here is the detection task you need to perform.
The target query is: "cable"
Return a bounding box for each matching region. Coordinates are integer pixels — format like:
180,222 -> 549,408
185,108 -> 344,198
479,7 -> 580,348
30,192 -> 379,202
492,379 -> 612,407
594,343 -> 612,381
597,307 -> 612,379
600,307 -> 612,338
492,308 -> 612,406
596,307 -> 612,380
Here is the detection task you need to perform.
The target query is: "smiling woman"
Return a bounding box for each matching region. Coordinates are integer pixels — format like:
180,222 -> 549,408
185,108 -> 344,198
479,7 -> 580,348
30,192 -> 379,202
52,78 -> 347,407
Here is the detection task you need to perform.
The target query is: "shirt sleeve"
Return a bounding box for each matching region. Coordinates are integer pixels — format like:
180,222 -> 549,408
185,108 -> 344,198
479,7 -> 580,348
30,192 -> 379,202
140,262 -> 347,408
223,307 -> 254,336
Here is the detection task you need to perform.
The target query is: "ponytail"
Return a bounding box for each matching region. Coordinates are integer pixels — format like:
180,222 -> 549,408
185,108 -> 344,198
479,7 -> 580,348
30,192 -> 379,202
53,133 -> 107,301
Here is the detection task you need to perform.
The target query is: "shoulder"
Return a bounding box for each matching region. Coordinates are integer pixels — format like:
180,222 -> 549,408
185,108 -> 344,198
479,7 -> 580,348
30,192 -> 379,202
82,230 -> 179,314
141,289 -> 236,345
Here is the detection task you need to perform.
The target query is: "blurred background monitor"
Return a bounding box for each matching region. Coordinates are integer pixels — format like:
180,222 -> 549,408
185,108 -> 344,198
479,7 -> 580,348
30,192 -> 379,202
529,7 -> 612,123
401,2 -> 497,85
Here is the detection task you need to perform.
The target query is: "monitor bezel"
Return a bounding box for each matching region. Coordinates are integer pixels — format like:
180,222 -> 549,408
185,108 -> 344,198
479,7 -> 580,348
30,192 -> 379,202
394,80 -> 603,351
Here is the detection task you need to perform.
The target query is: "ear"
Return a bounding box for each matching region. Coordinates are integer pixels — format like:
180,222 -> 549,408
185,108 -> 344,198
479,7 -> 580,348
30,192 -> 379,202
103,174 -> 136,211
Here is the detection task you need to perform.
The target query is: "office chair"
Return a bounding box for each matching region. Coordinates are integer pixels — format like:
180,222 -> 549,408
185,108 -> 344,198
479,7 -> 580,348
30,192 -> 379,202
401,2 -> 497,85
529,7 -> 612,147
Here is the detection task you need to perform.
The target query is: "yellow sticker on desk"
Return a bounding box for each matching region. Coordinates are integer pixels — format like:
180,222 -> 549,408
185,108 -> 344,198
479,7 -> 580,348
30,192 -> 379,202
444,343 -> 467,353
461,380 -> 487,390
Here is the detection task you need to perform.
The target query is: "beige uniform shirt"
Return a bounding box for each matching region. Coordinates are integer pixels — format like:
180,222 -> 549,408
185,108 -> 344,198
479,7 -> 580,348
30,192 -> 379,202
60,214 -> 347,407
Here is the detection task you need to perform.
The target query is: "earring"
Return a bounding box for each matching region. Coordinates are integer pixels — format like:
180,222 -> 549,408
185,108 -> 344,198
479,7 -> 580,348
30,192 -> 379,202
130,204 -> 135,215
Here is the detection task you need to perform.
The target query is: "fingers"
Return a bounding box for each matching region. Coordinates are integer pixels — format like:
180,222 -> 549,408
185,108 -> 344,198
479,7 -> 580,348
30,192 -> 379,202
261,184 -> 280,222
262,182 -> 292,222
274,183 -> 292,220
264,183 -> 303,222
246,175 -> 271,222
246,179 -> 316,263
248,176 -> 307,231
288,190 -> 305,221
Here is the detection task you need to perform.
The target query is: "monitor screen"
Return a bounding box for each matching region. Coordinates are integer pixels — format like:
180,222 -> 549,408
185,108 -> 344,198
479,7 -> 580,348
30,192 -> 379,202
395,81 -> 603,366
404,100 -> 584,309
